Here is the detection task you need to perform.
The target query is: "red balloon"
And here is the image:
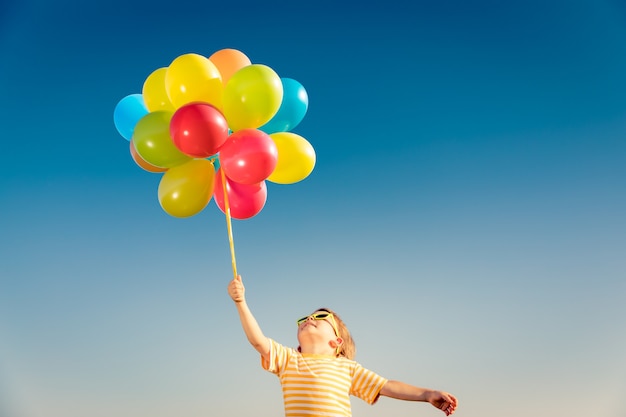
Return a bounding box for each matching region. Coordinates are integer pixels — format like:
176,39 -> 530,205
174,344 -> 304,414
218,128 -> 278,184
214,168 -> 267,219
170,103 -> 229,158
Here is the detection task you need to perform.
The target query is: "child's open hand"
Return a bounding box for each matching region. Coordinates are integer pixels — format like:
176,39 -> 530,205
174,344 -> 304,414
227,274 -> 245,303
429,390 -> 458,416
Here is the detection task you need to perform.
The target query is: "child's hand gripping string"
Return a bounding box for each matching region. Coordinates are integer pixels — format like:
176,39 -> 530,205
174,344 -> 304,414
228,274 -> 245,303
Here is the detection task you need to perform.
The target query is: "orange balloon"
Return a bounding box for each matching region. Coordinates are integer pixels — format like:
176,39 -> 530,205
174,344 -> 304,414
209,48 -> 251,86
129,141 -> 167,173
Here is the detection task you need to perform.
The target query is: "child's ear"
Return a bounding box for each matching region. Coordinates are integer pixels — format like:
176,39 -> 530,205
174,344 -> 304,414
331,337 -> 343,348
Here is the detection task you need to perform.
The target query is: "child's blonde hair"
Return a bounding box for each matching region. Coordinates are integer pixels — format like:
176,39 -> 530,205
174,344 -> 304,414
317,307 -> 356,360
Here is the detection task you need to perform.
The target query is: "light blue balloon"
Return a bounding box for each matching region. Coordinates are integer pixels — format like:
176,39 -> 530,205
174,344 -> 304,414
259,78 -> 308,134
113,94 -> 149,141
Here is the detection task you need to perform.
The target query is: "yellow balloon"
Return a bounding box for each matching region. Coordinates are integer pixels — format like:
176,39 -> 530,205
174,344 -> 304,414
142,67 -> 175,112
165,53 -> 223,110
158,159 -> 216,218
223,64 -> 283,131
267,132 -> 316,184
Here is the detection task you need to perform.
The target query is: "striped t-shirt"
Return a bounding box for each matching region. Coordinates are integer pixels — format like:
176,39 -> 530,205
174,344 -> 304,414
261,339 -> 388,417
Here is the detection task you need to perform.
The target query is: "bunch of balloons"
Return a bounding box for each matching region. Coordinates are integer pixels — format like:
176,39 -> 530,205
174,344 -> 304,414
113,48 -> 315,219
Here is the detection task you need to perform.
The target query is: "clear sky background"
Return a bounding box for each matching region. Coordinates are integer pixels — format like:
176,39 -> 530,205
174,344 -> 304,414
1,0 -> 625,416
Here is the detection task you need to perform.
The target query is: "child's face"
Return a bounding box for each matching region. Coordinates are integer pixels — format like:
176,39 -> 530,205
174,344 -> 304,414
296,310 -> 340,342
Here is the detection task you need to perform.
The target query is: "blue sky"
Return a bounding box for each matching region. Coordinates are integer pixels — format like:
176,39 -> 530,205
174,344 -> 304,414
1,1 -> 625,416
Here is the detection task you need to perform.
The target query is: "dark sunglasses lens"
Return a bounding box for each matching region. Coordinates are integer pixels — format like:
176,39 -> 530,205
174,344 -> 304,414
298,312 -> 330,325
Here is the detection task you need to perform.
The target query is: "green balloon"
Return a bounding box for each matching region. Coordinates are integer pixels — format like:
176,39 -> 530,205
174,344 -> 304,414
132,111 -> 191,168
223,64 -> 283,131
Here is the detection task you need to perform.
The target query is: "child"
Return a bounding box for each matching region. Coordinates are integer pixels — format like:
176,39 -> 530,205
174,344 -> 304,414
227,274 -> 458,417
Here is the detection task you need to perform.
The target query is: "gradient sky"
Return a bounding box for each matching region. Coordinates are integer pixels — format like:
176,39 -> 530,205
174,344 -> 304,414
1,1 -> 625,416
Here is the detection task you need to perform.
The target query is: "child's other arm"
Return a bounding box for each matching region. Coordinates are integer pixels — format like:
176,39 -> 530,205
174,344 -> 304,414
227,275 -> 270,359
380,380 -> 458,416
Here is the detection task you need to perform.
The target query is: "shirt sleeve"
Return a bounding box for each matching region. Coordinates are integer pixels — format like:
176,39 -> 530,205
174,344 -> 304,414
261,338 -> 291,375
350,363 -> 388,405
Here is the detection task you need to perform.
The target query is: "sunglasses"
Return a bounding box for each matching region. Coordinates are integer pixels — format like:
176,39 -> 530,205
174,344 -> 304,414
296,312 -> 340,338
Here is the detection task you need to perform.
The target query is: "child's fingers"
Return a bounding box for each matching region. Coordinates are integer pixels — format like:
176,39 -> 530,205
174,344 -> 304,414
230,276 -> 244,292
234,276 -> 243,288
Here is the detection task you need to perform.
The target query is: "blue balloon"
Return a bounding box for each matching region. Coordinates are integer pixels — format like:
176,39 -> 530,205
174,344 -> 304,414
208,154 -> 221,171
113,94 -> 149,141
259,78 -> 308,134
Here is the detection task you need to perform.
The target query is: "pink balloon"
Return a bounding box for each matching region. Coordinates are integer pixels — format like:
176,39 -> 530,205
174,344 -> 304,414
219,128 -> 278,184
214,169 -> 267,219
170,103 -> 229,158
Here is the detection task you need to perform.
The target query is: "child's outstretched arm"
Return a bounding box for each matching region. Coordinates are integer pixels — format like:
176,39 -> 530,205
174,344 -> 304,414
227,275 -> 270,360
380,380 -> 458,416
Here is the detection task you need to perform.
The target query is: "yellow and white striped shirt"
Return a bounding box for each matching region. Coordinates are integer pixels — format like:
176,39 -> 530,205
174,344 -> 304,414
262,339 -> 388,417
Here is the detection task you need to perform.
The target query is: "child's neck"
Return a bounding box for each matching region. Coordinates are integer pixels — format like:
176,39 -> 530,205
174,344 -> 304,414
300,343 -> 336,357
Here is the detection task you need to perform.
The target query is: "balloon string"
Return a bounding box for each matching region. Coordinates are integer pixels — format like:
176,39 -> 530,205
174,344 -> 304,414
220,168 -> 238,280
